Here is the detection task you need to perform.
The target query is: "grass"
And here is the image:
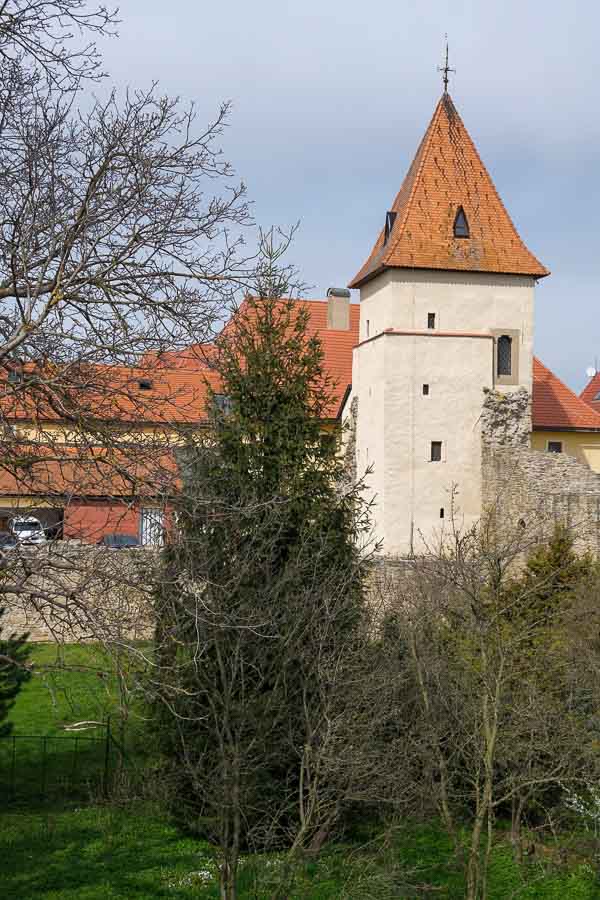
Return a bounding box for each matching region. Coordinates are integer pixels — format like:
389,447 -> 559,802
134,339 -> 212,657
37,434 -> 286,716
2,645 -> 600,897
6,642 -> 139,736
1,642 -> 147,805
1,807 -> 600,899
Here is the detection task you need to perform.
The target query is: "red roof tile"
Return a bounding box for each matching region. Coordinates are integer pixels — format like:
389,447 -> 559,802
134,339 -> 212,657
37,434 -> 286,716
1,300 -> 360,427
532,358 -> 600,430
160,298 -> 360,420
580,372 -> 600,414
0,363 -> 219,426
0,444 -> 179,499
349,93 -> 549,287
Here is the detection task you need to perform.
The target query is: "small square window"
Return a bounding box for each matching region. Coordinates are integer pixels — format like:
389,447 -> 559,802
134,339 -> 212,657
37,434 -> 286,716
430,441 -> 442,462
427,313 -> 436,329
422,384 -> 429,396
547,441 -> 562,453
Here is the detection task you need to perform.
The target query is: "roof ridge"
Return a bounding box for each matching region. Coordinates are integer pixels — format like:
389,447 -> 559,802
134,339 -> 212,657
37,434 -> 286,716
386,97 -> 446,260
533,357 -> 600,428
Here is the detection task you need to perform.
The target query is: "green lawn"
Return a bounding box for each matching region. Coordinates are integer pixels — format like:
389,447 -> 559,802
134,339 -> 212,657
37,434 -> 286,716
2,645 -> 600,898
6,642 -> 141,735
1,807 -> 600,899
1,643 -> 147,805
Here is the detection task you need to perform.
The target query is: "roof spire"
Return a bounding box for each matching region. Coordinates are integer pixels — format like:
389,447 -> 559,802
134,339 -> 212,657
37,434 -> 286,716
438,35 -> 455,93
348,92 -> 549,287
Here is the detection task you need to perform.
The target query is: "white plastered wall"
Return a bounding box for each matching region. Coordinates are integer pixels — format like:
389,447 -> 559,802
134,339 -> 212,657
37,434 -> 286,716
358,269 -> 536,393
354,268 -> 538,556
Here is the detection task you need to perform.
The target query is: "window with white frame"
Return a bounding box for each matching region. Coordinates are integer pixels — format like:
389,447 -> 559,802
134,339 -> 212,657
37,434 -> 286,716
140,507 -> 164,546
430,441 -> 443,462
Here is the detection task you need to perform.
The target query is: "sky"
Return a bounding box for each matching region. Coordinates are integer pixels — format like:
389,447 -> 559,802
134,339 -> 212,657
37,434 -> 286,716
98,0 -> 600,393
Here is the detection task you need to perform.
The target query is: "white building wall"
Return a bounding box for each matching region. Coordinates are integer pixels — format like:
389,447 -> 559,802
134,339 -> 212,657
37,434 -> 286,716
353,337 -> 387,551
359,269 -> 536,393
354,268 -> 538,556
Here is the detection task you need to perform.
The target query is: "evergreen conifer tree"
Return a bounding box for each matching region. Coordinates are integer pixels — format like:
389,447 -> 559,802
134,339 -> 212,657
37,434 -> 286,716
153,296 -> 371,891
0,607 -> 31,738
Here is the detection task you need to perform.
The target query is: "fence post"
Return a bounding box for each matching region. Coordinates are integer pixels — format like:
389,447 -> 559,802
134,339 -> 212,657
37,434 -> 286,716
10,734 -> 16,800
41,736 -> 47,800
103,717 -> 111,798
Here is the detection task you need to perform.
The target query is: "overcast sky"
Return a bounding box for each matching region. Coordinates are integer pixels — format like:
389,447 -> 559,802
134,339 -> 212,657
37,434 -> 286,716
100,0 -> 599,392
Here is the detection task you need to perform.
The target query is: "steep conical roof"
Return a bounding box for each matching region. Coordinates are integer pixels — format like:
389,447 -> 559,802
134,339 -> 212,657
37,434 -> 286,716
349,93 -> 549,287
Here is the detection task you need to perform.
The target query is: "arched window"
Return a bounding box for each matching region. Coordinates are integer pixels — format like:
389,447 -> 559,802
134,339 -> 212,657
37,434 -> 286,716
453,206 -> 469,238
497,335 -> 512,376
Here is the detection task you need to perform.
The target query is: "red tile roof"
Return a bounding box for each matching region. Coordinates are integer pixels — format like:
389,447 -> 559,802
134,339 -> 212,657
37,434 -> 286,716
4,301 -> 587,435
349,93 -> 549,287
0,444 -> 179,499
157,298 -> 360,420
1,299 -> 360,428
580,372 -> 600,414
532,358 -> 600,430
0,362 -> 220,426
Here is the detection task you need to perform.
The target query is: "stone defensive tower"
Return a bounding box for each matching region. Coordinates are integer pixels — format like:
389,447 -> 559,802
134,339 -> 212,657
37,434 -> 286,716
348,92 -> 549,556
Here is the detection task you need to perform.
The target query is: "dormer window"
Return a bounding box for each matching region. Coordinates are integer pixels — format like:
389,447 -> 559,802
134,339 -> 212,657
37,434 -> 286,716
453,206 -> 469,239
384,211 -> 397,244
138,378 -> 153,391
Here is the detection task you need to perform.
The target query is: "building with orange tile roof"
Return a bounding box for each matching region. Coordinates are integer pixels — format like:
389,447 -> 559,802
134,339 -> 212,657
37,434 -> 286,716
344,87 -> 554,554
349,93 -> 549,288
4,88 -> 600,554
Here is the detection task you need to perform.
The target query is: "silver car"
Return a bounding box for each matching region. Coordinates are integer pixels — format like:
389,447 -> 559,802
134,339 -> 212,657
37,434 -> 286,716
8,515 -> 47,545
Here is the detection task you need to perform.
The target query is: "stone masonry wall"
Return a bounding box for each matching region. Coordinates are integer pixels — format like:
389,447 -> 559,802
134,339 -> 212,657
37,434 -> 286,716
2,545 -> 155,642
482,389 -> 600,553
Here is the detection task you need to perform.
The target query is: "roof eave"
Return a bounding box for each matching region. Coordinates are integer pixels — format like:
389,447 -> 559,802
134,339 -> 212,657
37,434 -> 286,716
533,424 -> 600,433
349,261 -> 549,290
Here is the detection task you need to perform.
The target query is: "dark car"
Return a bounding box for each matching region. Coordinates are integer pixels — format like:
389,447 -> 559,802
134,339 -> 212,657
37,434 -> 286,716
99,533 -> 139,549
0,531 -> 17,549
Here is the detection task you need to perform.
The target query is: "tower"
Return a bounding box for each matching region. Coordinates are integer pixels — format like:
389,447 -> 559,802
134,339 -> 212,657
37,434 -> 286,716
349,92 -> 548,556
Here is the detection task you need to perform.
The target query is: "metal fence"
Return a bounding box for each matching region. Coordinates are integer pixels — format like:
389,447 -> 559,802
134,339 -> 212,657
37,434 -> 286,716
0,719 -> 123,806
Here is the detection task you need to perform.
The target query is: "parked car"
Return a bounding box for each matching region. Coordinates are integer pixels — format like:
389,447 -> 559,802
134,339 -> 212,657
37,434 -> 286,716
0,530 -> 17,550
8,516 -> 47,545
99,533 -> 139,549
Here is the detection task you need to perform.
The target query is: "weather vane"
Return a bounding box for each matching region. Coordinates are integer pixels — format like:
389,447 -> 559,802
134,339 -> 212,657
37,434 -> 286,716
438,35 -> 455,93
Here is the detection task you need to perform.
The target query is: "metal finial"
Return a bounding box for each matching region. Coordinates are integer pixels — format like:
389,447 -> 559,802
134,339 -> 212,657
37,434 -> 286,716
437,35 -> 455,93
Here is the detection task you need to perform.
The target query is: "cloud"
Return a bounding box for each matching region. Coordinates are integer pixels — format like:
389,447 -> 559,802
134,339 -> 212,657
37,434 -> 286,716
100,0 -> 600,391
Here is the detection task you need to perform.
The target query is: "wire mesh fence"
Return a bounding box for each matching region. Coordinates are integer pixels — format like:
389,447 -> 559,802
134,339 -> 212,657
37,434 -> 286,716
0,720 -> 122,806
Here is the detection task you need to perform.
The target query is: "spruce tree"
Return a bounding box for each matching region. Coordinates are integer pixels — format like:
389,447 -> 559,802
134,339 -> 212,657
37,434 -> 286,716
506,525 -> 593,635
153,296 -> 370,888
0,607 -> 31,738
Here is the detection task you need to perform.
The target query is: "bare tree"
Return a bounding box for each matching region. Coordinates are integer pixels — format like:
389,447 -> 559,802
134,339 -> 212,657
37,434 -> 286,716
383,515 -> 600,900
0,2 -> 307,643
0,1 -> 117,87
148,296 -> 374,900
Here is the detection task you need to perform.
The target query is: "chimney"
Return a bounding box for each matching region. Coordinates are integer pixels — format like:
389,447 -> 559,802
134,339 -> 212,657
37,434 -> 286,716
327,287 -> 350,330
